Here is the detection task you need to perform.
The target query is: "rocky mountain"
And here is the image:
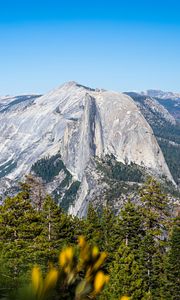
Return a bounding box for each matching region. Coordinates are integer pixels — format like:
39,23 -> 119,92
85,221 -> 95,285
141,89 -> 180,121
125,92 -> 180,185
141,89 -> 180,100
0,82 -> 178,216
125,92 -> 176,125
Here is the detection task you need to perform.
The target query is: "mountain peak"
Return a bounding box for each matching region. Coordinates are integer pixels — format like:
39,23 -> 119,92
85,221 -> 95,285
61,81 -> 79,88
59,81 -> 100,93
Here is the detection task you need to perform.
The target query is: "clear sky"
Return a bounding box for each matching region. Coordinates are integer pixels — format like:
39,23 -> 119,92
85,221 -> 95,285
0,0 -> 180,95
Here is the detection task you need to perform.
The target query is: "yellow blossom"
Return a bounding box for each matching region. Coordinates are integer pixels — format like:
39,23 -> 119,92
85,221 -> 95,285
43,268 -> 58,294
78,236 -> 86,248
92,246 -> 99,258
65,246 -> 74,260
31,266 -> 42,295
94,271 -> 109,294
93,252 -> 107,270
120,297 -> 130,300
59,247 -> 74,267
59,250 -> 67,267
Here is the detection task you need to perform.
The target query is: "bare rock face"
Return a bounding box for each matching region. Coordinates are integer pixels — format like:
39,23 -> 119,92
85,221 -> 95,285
0,81 -> 175,215
125,92 -> 176,125
60,83 -> 173,182
61,93 -> 104,180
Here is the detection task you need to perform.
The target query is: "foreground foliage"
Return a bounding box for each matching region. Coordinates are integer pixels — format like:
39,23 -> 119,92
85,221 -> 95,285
0,178 -> 179,299
11,237 -> 110,300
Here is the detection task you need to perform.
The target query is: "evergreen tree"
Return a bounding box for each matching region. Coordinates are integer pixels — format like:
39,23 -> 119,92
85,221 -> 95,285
100,205 -> 117,253
21,174 -> 46,211
118,199 -> 145,250
138,178 -> 170,298
33,195 -> 78,266
165,214 -> 180,299
0,193 -> 43,286
101,242 -> 147,300
82,203 -> 102,248
32,195 -> 63,265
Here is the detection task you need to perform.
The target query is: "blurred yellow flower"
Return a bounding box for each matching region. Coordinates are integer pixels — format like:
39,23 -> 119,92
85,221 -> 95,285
43,268 -> 58,294
59,251 -> 66,267
66,246 -> 74,260
92,246 -> 99,258
93,252 -> 107,270
120,296 -> 130,300
94,271 -> 109,294
28,238 -> 109,300
78,235 -> 86,248
59,246 -> 74,267
31,266 -> 42,295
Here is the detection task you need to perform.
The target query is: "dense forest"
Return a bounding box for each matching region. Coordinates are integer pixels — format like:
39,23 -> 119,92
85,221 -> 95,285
0,178 -> 179,299
31,155 -> 81,210
31,154 -> 70,183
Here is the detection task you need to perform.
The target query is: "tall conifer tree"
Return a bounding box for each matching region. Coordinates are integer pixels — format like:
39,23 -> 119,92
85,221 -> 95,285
0,193 -> 42,284
101,242 -> 147,300
138,178 -> 170,298
165,214 -> 180,299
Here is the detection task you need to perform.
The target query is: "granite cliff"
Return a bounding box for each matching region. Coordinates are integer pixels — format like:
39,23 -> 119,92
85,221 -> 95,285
0,82 -> 175,215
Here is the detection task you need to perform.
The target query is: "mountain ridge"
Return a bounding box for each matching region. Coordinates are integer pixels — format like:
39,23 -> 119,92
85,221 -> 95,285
0,82 -> 178,215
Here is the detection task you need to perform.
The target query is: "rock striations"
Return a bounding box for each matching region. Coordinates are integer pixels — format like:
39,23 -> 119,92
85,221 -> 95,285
0,82 -> 175,215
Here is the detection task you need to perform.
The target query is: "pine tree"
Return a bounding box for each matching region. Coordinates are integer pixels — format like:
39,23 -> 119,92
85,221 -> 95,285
31,195 -> 62,265
138,177 -> 170,298
32,195 -> 78,266
165,214 -> 180,299
21,174 -> 46,211
82,203 -> 102,248
118,199 -> 145,250
100,205 -> 117,252
100,200 -> 149,300
139,177 -> 170,233
0,193 -> 43,286
101,242 -> 147,300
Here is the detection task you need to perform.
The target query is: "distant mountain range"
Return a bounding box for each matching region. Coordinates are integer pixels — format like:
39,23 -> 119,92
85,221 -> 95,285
140,90 -> 180,121
0,82 -> 179,215
141,89 -> 180,100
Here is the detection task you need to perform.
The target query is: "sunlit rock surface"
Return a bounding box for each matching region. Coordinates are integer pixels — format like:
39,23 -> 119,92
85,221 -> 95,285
0,82 -> 174,215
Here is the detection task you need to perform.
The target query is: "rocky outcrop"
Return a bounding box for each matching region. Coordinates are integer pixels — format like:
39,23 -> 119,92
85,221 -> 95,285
61,93 -> 104,180
0,81 -> 175,214
125,92 -> 176,125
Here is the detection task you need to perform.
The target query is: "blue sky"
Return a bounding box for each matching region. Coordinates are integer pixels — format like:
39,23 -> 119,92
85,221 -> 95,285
0,0 -> 180,95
